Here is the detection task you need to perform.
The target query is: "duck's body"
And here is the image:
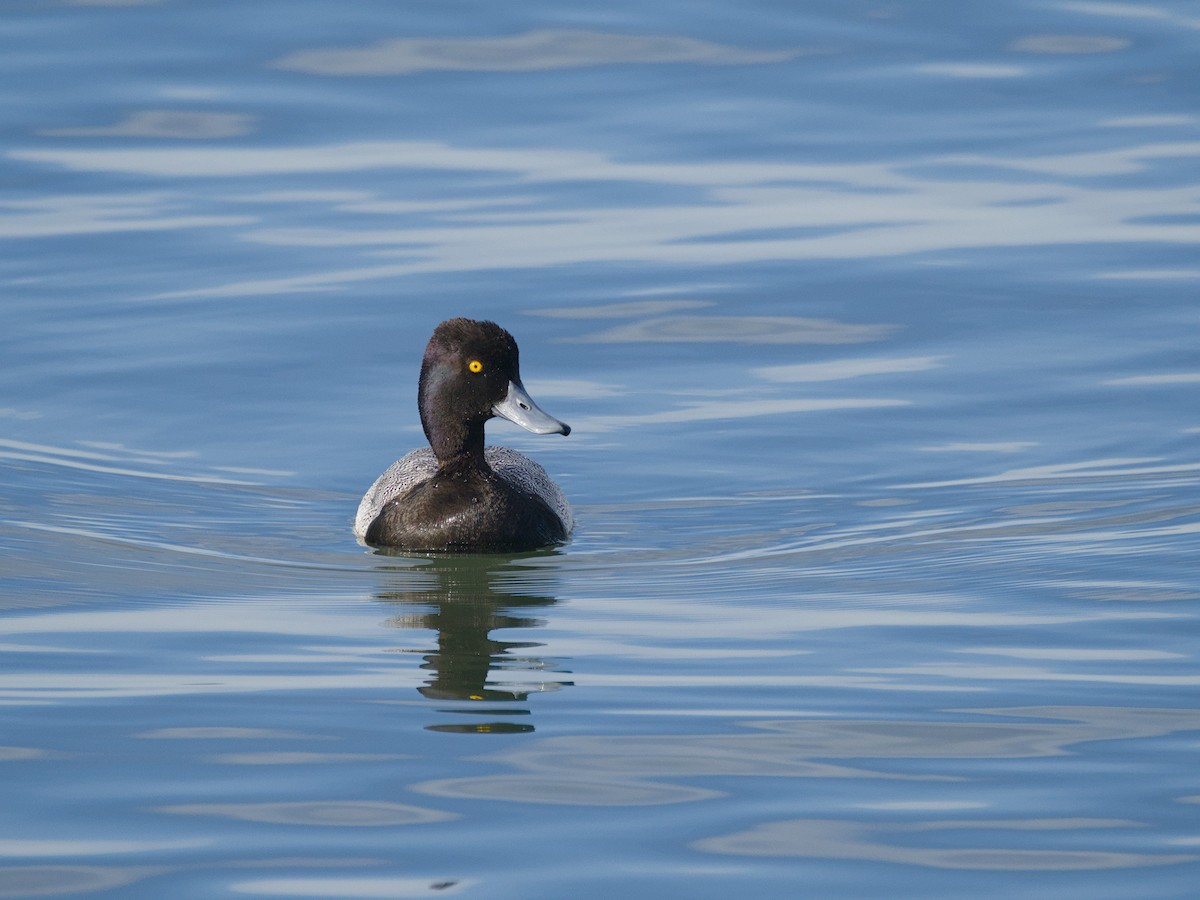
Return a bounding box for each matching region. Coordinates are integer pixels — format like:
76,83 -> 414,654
354,446 -> 572,551
355,318 -> 572,553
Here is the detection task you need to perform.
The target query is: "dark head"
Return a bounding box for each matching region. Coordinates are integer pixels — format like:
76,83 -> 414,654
418,318 -> 570,464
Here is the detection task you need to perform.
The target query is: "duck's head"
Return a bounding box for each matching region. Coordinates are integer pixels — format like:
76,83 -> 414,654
418,318 -> 570,462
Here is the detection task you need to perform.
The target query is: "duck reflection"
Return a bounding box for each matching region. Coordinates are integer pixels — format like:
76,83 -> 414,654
373,552 -> 571,733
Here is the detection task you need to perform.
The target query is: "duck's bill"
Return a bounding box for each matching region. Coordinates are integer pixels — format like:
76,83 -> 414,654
492,380 -> 571,436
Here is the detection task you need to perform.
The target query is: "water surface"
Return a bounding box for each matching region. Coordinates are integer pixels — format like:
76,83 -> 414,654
2,1 -> 1199,897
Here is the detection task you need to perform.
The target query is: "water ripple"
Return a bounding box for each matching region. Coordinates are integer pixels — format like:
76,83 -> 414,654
157,801 -> 456,827
694,817 -> 1196,869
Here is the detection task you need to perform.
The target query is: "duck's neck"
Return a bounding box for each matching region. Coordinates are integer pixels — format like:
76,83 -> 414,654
429,420 -> 488,472
419,370 -> 490,471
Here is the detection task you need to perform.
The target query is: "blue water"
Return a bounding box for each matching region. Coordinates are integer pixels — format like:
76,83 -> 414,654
3,1 -> 1199,897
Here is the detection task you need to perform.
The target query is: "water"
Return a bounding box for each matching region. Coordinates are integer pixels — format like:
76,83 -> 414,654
3,0 -> 1199,897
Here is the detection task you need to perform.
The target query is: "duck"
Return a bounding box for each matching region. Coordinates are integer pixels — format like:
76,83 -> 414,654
354,317 -> 573,553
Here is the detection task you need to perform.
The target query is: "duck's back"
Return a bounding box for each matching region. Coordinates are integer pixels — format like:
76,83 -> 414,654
354,446 -> 573,551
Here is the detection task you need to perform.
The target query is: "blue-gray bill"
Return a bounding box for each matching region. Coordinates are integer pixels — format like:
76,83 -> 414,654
492,379 -> 571,436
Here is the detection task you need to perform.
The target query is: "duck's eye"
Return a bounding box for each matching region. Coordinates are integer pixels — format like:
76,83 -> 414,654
468,360 -> 484,374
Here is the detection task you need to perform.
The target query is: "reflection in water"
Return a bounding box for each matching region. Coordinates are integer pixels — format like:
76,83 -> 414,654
137,727 -> 331,741
0,866 -> 160,898
694,817 -> 1196,870
3,0 -> 1198,892
157,801 -> 455,827
414,706 -> 1200,868
0,838 -> 206,858
414,774 -> 722,806
230,875 -> 477,897
374,554 -> 571,733
209,752 -> 406,765
571,314 -> 896,344
0,746 -> 47,761
1009,34 -> 1131,54
40,110 -> 256,140
755,355 -> 942,382
15,134 -> 1200,299
917,63 -> 1026,78
274,29 -> 802,75
479,706 -> 1200,783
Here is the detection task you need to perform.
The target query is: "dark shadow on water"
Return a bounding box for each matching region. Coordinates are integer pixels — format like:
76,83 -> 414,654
371,550 -> 572,734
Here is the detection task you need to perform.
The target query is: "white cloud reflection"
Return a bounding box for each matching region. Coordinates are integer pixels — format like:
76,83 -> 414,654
522,378 -> 622,400
530,299 -> 714,319
695,817 -> 1197,868
919,441 -> 1039,453
898,457 -> 1200,489
0,194 -> 253,240
0,866 -> 159,896
158,801 -> 455,826
958,646 -> 1183,661
575,397 -> 909,433
1102,115 -> 1198,128
1009,34 -> 1131,53
1105,372 -> 1200,385
573,315 -> 896,344
1095,268 -> 1200,279
0,839 -> 207,858
1057,2 -> 1200,30
917,63 -> 1026,78
41,110 -> 256,140
0,438 -> 257,486
756,356 -> 942,382
232,876 -> 477,897
866,663 -> 1200,687
414,774 -> 721,806
9,137 -> 1200,297
274,29 -> 803,75
209,752 -> 406,765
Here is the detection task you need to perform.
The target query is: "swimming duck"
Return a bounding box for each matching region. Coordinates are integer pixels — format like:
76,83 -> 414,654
354,317 -> 573,552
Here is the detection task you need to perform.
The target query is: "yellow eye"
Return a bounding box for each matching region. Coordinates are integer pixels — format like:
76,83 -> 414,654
468,360 -> 484,374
